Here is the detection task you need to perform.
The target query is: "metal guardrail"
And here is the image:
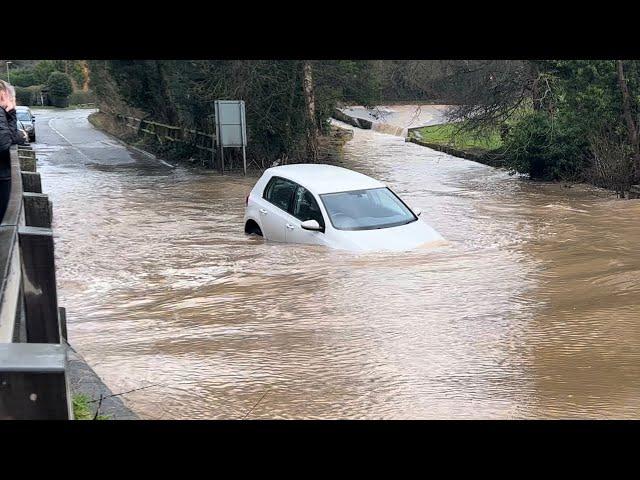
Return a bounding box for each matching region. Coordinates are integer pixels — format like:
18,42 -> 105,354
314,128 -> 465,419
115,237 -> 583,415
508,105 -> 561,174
0,145 -> 72,420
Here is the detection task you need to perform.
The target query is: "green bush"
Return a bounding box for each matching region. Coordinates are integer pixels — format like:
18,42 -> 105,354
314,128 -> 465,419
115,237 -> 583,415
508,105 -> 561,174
10,68 -> 38,87
47,71 -> 73,98
15,85 -> 44,106
70,62 -> 85,88
15,86 -> 33,105
33,61 -> 58,84
502,111 -> 589,180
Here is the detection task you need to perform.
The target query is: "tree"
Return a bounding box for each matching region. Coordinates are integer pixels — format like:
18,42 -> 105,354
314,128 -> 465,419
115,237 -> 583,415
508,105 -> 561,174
88,60 -> 381,167
47,71 -> 73,97
33,61 -> 58,84
302,61 -> 318,162
615,60 -> 640,175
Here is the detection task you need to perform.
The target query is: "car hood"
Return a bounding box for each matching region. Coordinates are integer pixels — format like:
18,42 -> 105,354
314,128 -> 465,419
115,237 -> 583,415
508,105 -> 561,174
329,218 -> 444,252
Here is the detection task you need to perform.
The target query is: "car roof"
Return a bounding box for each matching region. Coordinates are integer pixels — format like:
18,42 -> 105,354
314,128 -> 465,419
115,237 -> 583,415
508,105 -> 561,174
265,164 -> 385,194
16,106 -> 30,111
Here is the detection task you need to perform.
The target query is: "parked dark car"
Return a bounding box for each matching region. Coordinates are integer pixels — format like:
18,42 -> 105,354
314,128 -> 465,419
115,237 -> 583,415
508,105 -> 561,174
16,106 -> 36,142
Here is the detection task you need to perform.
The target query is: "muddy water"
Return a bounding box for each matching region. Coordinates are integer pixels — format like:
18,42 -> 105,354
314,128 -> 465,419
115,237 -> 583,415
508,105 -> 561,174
43,119 -> 640,419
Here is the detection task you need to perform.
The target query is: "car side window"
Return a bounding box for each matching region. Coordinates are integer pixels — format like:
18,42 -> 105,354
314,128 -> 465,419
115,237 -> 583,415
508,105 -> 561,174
263,177 -> 297,212
293,186 -> 325,228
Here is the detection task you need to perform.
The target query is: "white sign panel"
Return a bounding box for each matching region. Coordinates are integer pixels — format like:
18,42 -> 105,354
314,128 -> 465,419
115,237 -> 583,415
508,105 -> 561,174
215,100 -> 247,148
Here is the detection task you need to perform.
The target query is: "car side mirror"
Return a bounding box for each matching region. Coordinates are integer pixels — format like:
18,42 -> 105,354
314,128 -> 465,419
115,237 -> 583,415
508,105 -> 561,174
301,219 -> 322,231
413,207 -> 422,217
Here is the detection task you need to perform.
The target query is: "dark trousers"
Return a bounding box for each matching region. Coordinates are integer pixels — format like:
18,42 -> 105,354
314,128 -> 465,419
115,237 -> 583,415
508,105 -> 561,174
0,177 -> 11,222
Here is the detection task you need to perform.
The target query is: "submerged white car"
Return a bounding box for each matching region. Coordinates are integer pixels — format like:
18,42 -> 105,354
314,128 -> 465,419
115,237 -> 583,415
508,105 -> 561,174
243,164 -> 443,252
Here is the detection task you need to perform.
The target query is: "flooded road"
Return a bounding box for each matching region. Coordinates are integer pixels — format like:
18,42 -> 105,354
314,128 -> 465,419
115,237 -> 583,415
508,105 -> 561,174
37,108 -> 640,419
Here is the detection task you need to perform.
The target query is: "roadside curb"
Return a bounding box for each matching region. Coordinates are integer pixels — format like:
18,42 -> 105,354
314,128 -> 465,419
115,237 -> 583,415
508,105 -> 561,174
128,145 -> 176,168
406,136 -> 505,168
66,342 -> 139,420
87,111 -> 176,169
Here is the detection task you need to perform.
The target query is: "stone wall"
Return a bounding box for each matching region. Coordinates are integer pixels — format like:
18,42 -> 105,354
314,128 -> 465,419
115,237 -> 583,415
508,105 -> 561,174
406,137 -> 505,168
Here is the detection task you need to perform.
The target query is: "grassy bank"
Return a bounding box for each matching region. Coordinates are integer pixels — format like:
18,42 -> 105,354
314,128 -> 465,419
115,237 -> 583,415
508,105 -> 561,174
410,123 -> 502,153
407,122 -> 505,167
72,394 -> 110,420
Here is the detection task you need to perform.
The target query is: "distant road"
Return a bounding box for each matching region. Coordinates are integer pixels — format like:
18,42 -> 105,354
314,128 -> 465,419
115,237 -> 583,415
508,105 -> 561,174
31,108 -> 169,169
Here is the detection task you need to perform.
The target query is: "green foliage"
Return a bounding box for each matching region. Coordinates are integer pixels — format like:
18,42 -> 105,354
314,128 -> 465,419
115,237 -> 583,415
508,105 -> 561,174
8,60 -> 87,89
10,68 -> 38,87
492,60 -> 640,186
502,111 -> 588,180
89,60 -> 381,164
15,85 -> 43,106
47,71 -> 73,98
415,122 -> 503,151
72,394 -> 111,420
33,60 -> 58,84
70,62 -> 85,87
14,86 -> 29,105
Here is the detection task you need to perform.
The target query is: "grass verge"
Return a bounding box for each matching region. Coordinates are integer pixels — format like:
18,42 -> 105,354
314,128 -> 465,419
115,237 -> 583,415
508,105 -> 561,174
72,394 -> 111,420
411,122 -> 503,152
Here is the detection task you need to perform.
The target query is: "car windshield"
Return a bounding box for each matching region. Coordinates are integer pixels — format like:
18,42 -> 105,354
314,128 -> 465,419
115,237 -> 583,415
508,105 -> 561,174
320,187 -> 416,231
16,111 -> 31,122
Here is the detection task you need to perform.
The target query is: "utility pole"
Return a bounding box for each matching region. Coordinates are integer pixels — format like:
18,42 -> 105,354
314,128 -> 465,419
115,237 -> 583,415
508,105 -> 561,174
6,61 -> 12,83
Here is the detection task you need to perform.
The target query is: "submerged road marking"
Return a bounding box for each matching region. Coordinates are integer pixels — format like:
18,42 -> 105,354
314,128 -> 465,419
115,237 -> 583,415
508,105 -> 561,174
47,116 -> 175,169
47,117 -> 94,163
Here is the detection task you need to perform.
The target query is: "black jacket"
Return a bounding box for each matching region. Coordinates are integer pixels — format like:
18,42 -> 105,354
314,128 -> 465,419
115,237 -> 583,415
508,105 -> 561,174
0,107 -> 26,179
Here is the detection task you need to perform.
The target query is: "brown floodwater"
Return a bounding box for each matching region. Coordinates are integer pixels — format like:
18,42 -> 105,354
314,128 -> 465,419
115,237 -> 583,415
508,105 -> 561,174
41,112 -> 640,419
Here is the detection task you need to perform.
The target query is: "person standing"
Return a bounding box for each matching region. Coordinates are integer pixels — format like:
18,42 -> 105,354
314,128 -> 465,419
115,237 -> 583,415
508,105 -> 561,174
0,80 -> 27,220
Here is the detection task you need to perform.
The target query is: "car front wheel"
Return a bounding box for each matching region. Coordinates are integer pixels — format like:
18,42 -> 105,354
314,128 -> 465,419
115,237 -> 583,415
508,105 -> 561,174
245,220 -> 263,237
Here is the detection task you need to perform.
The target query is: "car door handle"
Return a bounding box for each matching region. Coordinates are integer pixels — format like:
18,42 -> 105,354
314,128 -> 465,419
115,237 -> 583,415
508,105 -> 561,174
259,209 -> 268,214
286,224 -> 295,230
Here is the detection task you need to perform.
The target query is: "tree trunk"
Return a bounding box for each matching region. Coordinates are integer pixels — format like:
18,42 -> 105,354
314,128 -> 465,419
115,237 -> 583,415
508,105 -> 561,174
156,61 -> 178,125
284,63 -> 299,160
616,60 -> 640,177
302,61 -> 319,162
81,61 -> 90,92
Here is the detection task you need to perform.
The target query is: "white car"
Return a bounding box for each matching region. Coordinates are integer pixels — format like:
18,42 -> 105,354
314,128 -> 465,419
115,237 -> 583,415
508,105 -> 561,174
244,164 -> 443,252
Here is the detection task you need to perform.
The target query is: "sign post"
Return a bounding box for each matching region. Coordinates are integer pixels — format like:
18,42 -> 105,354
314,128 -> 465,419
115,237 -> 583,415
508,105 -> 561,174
214,100 -> 247,175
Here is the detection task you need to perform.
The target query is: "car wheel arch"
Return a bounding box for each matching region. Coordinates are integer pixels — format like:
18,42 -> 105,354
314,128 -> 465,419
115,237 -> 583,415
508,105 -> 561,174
244,218 -> 263,236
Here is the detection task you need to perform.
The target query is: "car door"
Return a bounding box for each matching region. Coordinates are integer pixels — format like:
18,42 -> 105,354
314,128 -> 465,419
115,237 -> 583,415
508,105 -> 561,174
258,176 -> 297,242
285,185 -> 327,246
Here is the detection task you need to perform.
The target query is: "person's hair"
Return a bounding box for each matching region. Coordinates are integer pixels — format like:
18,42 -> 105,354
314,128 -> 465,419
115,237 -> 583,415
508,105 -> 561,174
0,80 -> 14,100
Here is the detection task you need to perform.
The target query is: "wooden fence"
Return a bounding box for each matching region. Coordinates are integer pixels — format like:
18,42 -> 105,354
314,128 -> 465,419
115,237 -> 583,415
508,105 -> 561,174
0,145 -> 72,419
111,113 -> 226,169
